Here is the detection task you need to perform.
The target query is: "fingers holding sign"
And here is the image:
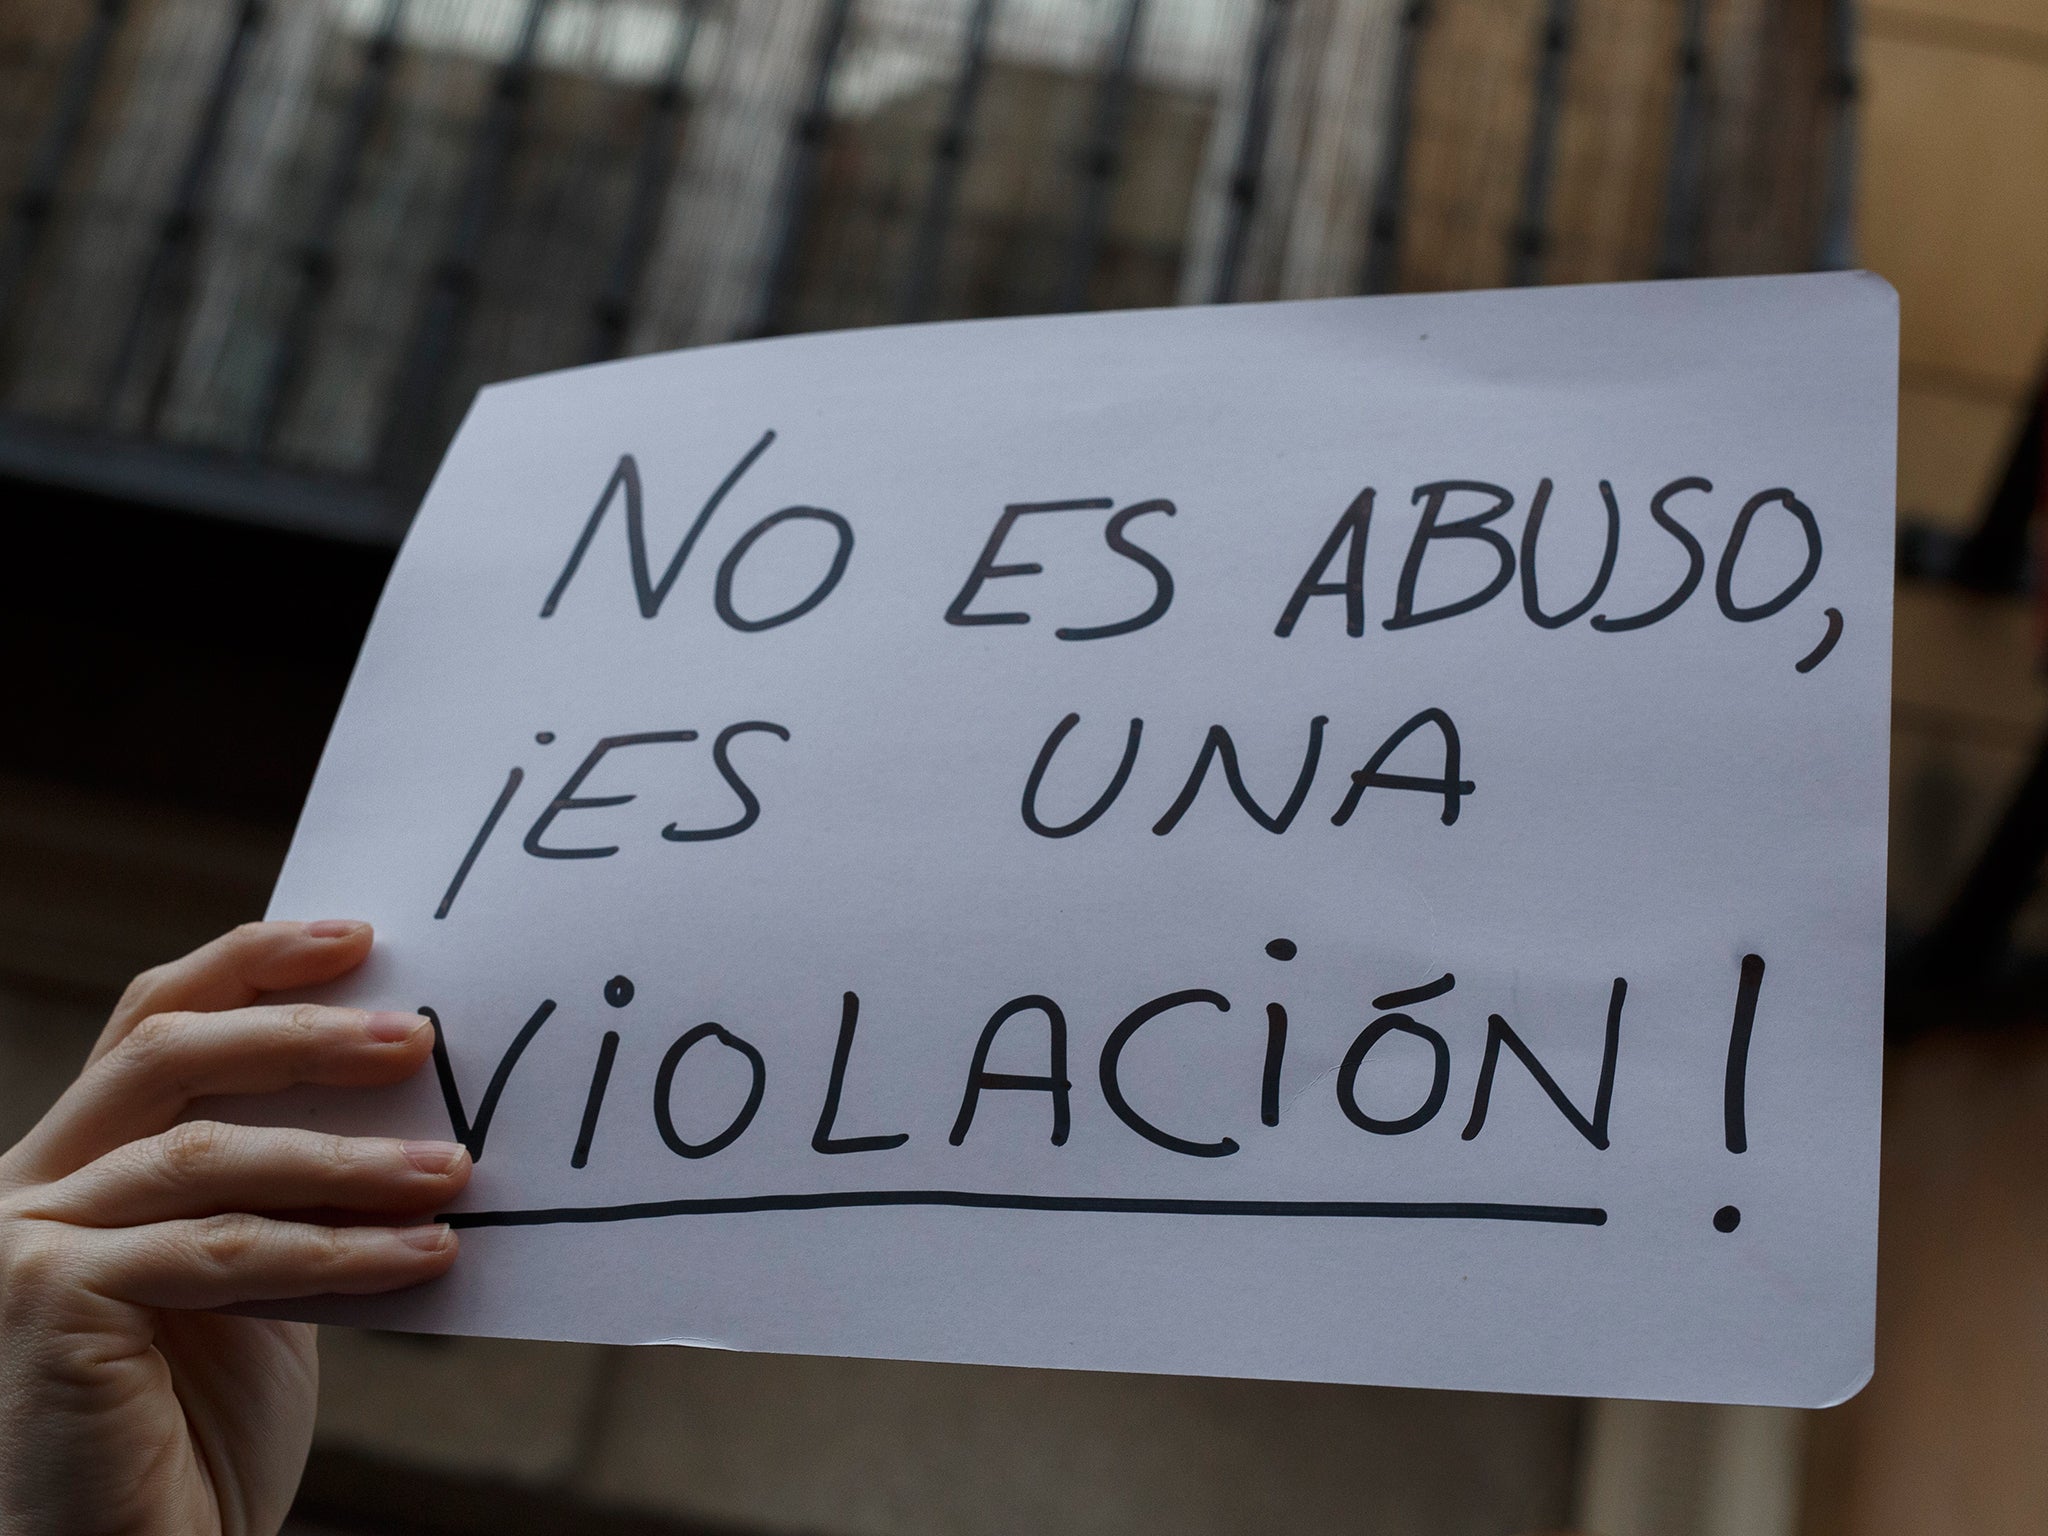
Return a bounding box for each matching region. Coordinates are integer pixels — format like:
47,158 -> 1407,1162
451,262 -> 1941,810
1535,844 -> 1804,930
27,1122 -> 468,1230
11,994 -> 440,1186
0,920 -> 463,1536
93,917 -> 376,1062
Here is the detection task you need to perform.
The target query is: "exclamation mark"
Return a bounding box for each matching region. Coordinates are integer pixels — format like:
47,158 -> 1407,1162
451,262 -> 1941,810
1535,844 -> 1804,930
1715,952 -> 1766,1233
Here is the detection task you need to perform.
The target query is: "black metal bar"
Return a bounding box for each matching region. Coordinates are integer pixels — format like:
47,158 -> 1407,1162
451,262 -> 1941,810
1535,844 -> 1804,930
102,0 -> 268,427
1655,0 -> 1708,278
0,0 -> 130,326
376,0 -> 550,480
1209,0 -> 1290,305
253,0 -> 408,450
896,0 -> 997,324
745,0 -> 856,340
1360,0 -> 1428,295
587,0 -> 703,363
1910,375 -> 2048,984
1509,0 -> 1573,287
1951,370 -> 2045,593
1056,0 -> 1146,312
0,409 -> 406,545
1911,727 -> 2048,987
1811,0 -> 1859,270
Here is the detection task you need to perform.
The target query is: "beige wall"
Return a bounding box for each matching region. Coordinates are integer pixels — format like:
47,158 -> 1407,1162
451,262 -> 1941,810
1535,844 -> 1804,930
1791,15 -> 2048,1534
1860,0 -> 2048,528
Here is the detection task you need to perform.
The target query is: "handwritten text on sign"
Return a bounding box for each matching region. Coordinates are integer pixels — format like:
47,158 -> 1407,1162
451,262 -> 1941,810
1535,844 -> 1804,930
267,274 -> 1895,1406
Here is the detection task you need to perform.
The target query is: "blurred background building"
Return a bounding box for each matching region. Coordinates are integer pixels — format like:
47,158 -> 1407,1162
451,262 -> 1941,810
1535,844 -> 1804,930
0,1 -> 2043,1534
0,0 -> 1854,518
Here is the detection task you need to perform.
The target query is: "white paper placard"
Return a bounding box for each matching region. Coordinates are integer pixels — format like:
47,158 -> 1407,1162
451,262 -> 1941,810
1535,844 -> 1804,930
263,273 -> 1895,1407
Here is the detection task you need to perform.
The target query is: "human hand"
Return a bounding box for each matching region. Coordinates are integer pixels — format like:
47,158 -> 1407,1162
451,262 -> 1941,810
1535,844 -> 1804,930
0,920 -> 470,1536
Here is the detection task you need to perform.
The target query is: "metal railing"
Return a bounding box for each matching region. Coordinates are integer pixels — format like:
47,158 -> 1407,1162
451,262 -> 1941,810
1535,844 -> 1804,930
0,0 -> 1858,541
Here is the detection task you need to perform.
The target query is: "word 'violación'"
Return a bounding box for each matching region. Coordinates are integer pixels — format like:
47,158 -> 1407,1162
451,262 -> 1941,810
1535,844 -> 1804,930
425,964 -> 1633,1173
421,954 -> 1766,1219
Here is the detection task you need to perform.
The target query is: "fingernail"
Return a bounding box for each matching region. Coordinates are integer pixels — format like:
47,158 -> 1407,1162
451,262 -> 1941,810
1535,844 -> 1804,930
402,1140 -> 467,1175
399,1224 -> 454,1254
306,919 -> 369,939
365,1011 -> 430,1043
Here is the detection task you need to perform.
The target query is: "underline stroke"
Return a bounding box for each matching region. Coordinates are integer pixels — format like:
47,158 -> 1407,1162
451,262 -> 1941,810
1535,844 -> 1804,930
443,1191 -> 1608,1230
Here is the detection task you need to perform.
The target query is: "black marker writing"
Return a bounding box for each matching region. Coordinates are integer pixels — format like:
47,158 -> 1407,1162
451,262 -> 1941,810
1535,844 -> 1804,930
1265,474 -> 1827,655
1099,988 -> 1238,1157
436,765 -> 524,919
571,976 -> 632,1170
1591,477 -> 1709,632
541,431 -> 775,619
946,498 -> 1109,626
572,1031 -> 621,1170
660,721 -> 791,842
1153,717 -> 1328,835
1460,978 -> 1625,1149
415,956 -> 1766,1233
812,992 -> 910,1154
426,999 -> 555,1161
1274,488 -> 1373,638
1333,974 -> 1457,1136
653,1022 -> 766,1159
1796,608 -> 1843,673
1716,490 -> 1821,622
1521,478 -> 1620,628
949,994 -> 1072,1146
1330,708 -> 1474,828
1020,713 -> 1144,838
1021,710 -> 1469,839
449,1192 -> 1608,1231
525,731 -> 697,859
1260,937 -> 1296,1128
1387,481 -> 1517,630
945,497 -> 1177,638
473,722 -> 794,869
713,506 -> 854,632
1724,953 -> 1765,1154
1060,499 -> 1177,640
1338,1012 -> 1452,1135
